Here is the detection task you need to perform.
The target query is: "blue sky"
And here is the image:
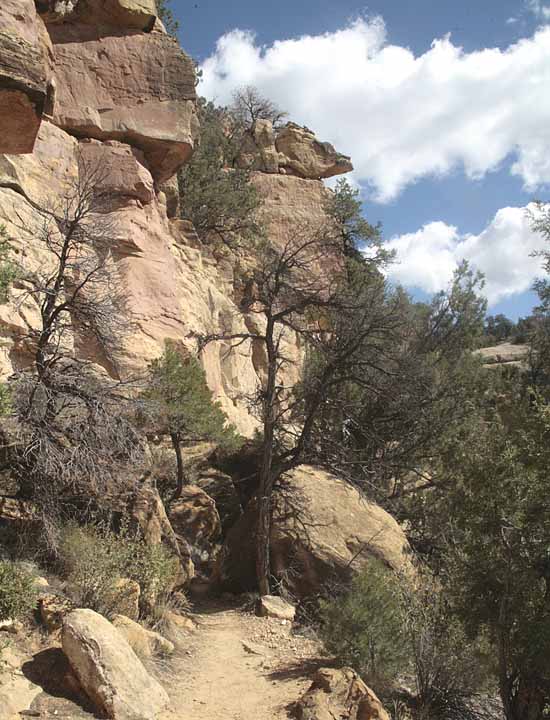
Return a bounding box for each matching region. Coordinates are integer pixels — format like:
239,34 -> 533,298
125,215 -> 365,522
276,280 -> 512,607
170,0 -> 550,319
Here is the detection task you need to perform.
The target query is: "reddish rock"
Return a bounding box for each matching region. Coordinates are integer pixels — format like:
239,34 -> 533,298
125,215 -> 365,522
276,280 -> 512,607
0,0 -> 52,153
48,24 -> 199,183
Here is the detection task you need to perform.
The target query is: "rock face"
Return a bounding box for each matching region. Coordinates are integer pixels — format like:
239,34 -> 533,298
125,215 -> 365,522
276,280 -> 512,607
0,0 -> 353,437
48,24 -> 198,183
129,481 -> 194,587
239,120 -> 353,179
296,668 -> 390,720
0,0 -> 53,153
168,485 -> 222,562
216,465 -> 412,598
37,0 -> 158,30
476,342 -> 529,369
62,608 -> 170,720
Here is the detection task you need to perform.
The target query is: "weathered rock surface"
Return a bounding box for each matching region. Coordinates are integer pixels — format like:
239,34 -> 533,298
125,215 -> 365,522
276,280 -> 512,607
296,667 -> 390,720
196,469 -> 242,533
129,481 -> 194,586
40,592 -> 75,632
239,120 -> 353,179
0,0 -> 52,154
476,342 -> 529,368
38,0 -> 158,31
0,0 -> 353,439
257,595 -> 296,621
108,578 -> 141,621
216,465 -> 412,597
112,614 -> 174,657
168,485 -> 222,561
48,23 -> 198,183
62,608 -> 170,720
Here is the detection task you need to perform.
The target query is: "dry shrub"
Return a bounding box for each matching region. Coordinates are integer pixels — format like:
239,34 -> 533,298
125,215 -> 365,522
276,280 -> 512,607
58,522 -> 180,620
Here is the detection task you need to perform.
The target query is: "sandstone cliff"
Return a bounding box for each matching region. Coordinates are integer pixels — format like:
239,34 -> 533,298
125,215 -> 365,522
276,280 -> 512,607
0,1 -> 352,435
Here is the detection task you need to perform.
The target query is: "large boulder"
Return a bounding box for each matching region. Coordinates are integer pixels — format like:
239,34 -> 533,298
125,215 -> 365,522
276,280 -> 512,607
62,608 -> 170,720
0,0 -> 53,153
37,0 -> 158,31
168,485 -> 222,562
296,667 -> 390,720
216,465 -> 412,598
48,22 -> 199,183
129,481 -> 194,586
196,468 -> 243,533
112,614 -> 174,658
276,123 -> 353,179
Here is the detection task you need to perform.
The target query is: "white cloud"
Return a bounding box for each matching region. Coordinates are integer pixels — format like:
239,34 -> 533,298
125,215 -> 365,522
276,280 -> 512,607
383,205 -> 548,305
200,19 -> 550,202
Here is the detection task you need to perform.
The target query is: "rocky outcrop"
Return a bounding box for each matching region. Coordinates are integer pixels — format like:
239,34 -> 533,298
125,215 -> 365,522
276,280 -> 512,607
112,614 -> 174,657
239,120 -> 353,179
37,0 -> 158,30
129,482 -> 194,586
0,0 -> 352,438
296,668 -> 390,720
48,23 -> 198,183
168,485 -> 222,562
0,0 -> 53,154
62,608 -> 170,720
476,342 -> 529,369
216,465 -> 412,598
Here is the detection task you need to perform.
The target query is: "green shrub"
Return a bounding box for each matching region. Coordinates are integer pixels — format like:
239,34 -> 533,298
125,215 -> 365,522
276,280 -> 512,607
0,561 -> 37,621
58,523 -> 180,620
319,560 -> 410,688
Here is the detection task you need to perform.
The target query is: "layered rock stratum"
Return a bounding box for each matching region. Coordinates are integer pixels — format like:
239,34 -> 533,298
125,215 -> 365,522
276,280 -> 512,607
0,0 -> 352,435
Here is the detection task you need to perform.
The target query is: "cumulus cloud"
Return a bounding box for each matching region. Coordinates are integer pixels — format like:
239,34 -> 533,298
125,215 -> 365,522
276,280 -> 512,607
200,19 -> 550,202
383,205 -> 547,305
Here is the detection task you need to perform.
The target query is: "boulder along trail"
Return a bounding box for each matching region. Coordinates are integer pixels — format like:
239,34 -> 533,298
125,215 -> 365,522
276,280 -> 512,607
166,600 -> 324,720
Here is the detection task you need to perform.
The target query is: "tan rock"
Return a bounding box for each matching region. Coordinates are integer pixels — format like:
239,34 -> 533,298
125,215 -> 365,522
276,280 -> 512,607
49,24 -> 199,183
78,139 -> 155,204
257,595 -> 296,621
62,608 -> 170,719
40,592 -> 75,632
112,614 -> 174,657
38,0 -> 158,30
476,342 -> 529,368
276,122 -> 353,179
217,465 -> 412,598
168,485 -> 222,558
108,578 -> 141,621
0,0 -> 52,153
296,667 -> 390,720
129,481 -> 194,587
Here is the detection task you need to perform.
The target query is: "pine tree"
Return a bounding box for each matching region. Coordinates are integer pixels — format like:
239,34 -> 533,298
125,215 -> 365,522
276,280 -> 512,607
143,342 -> 240,498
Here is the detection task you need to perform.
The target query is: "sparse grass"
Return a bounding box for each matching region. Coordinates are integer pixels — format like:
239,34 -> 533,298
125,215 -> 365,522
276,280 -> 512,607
0,560 -> 38,622
58,522 -> 180,620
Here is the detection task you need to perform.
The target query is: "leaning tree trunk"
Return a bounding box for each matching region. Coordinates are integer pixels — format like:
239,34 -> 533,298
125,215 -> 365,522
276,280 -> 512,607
256,317 -> 277,596
170,431 -> 187,500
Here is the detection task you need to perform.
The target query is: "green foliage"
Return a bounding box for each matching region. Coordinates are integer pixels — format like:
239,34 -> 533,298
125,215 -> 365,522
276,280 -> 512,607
0,384 -> 11,417
0,224 -> 17,303
143,341 -> 240,450
319,560 -> 409,687
155,0 -> 179,36
178,98 -> 262,248
0,561 -> 37,621
325,179 -> 388,263
58,523 -> 180,619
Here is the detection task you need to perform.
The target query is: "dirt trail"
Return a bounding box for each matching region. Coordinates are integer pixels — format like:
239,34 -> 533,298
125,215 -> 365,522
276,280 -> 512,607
167,602 -> 322,720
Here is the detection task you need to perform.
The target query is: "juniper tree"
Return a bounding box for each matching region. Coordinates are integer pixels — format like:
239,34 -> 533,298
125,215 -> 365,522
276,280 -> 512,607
142,341 -> 239,499
230,86 -> 288,130
3,158 -> 143,517
178,98 -> 262,248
